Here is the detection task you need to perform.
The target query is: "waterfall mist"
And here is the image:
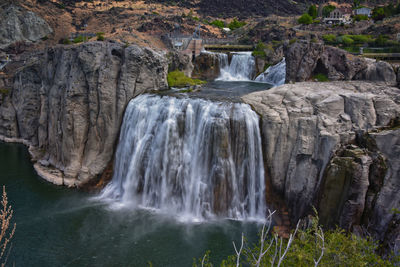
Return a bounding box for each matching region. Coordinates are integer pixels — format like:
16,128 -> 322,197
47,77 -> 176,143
99,94 -> 266,222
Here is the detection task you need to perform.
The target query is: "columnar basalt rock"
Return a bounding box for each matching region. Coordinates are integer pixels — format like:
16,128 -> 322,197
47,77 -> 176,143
243,81 -> 400,248
0,41 -> 168,186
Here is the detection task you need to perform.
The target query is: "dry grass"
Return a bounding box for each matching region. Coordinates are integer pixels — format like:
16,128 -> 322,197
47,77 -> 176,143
0,186 -> 15,267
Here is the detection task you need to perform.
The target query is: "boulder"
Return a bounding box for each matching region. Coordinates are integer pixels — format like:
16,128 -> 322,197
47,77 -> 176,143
0,41 -> 168,186
192,52 -> 224,80
0,4 -> 53,49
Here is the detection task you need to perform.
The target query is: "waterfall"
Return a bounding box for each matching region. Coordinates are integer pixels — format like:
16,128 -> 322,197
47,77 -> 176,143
255,58 -> 286,86
217,52 -> 255,81
99,94 -> 266,222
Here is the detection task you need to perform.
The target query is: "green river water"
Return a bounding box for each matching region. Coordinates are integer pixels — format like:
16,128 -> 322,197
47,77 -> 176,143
0,142 -> 260,266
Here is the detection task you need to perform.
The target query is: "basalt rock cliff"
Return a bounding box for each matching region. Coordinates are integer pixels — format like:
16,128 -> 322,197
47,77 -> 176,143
243,81 -> 400,252
284,41 -> 398,86
0,41 -> 168,186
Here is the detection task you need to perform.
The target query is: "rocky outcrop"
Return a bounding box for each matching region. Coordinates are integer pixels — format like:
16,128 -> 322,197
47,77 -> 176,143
0,4 -> 53,49
192,52 -> 223,80
167,51 -> 194,77
243,81 -> 400,249
284,41 -> 397,86
0,41 -> 168,186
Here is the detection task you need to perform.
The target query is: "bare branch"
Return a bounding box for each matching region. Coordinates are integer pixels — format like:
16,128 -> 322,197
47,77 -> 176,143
313,226 -> 325,267
277,220 -> 300,267
232,233 -> 244,267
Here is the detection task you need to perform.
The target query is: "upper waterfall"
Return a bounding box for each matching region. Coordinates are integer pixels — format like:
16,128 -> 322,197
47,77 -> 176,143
217,52 -> 255,81
99,94 -> 266,222
255,58 -> 286,86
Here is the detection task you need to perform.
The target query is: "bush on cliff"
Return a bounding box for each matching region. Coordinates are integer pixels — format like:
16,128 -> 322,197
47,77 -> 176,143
298,13 -> 313,25
194,212 -> 398,266
210,20 -> 225,28
252,41 -> 267,59
227,19 -> 246,31
167,71 -> 206,88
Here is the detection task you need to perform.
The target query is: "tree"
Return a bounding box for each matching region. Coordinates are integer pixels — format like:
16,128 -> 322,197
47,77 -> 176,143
372,7 -> 386,21
308,5 -> 317,19
298,13 -> 313,25
322,5 -> 335,18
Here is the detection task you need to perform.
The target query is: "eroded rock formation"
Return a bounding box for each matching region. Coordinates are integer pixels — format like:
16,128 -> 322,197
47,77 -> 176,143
284,41 -> 397,86
243,81 -> 400,250
0,41 -> 168,186
0,4 -> 53,49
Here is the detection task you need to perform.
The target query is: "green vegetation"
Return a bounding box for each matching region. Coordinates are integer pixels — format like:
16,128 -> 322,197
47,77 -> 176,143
289,38 -> 297,45
62,38 -> 71,45
371,3 -> 400,21
73,35 -> 88,44
96,32 -> 105,41
308,5 -> 317,19
194,212 -> 398,266
210,19 -> 225,28
227,19 -> 246,30
322,5 -> 336,17
298,13 -> 313,25
0,88 -> 10,96
375,34 -> 388,46
167,71 -> 206,88
353,14 -> 369,21
341,35 -> 354,46
252,41 -> 267,58
322,34 -> 336,44
313,73 -> 329,82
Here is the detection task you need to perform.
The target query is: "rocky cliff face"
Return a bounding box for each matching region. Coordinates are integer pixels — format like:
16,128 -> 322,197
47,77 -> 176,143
0,4 -> 53,49
192,52 -> 223,80
0,41 -> 168,186
243,81 -> 400,250
284,41 -> 397,86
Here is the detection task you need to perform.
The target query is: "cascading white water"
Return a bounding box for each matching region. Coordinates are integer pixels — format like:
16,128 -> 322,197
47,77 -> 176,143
255,58 -> 286,86
217,52 -> 255,81
99,94 -> 266,222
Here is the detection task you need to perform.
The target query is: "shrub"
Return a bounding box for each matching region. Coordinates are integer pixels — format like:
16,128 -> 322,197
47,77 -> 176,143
252,41 -> 267,58
353,14 -> 369,21
289,38 -> 297,45
308,5 -> 317,19
96,32 -> 105,41
350,34 -> 372,44
194,212 -> 397,267
62,38 -> 71,45
375,35 -> 388,46
372,7 -> 385,21
322,34 -> 337,44
341,35 -> 354,46
313,73 -> 329,82
298,13 -> 313,25
227,19 -> 246,30
167,71 -> 206,88
322,5 -> 336,17
73,35 -> 87,43
210,20 -> 225,28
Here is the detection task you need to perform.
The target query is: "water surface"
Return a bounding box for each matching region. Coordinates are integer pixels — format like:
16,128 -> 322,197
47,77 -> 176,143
0,142 -> 260,266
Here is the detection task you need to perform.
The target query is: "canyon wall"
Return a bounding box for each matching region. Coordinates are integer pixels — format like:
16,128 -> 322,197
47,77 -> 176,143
243,81 -> 400,250
0,41 -> 168,186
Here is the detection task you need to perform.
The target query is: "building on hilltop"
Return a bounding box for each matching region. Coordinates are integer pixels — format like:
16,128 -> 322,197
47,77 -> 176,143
354,7 -> 372,17
323,7 -> 352,24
